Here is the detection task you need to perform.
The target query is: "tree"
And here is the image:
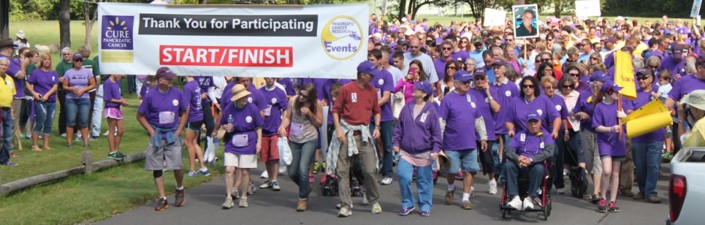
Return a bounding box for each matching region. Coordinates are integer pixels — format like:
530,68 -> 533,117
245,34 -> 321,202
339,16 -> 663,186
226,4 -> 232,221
456,0 -> 513,24
83,0 -> 103,51
59,0 -> 70,49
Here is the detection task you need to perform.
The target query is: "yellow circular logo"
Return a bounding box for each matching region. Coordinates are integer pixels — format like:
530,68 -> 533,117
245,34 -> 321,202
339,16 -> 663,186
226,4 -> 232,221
321,16 -> 364,60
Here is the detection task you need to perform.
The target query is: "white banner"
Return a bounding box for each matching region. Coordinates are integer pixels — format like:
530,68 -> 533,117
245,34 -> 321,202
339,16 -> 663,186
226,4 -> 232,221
483,8 -> 506,27
97,3 -> 369,79
692,0 -> 703,18
575,0 -> 601,19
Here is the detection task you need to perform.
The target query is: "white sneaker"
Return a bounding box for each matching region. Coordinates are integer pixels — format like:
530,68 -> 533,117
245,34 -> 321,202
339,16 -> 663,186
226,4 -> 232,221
522,197 -> 535,210
260,170 -> 268,179
556,188 -> 565,194
506,196 -> 522,210
488,179 -> 497,195
361,190 -> 369,205
470,186 -> 476,198
380,177 -> 392,185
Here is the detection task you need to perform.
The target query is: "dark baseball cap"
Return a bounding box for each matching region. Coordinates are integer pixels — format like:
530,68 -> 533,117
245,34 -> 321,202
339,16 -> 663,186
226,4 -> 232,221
155,67 -> 176,81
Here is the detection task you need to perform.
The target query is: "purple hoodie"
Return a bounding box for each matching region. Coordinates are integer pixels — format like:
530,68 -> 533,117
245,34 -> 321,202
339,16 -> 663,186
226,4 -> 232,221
393,100 -> 442,154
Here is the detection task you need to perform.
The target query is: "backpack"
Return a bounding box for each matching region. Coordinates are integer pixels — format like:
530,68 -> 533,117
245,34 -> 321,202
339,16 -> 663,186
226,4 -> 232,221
321,174 -> 339,196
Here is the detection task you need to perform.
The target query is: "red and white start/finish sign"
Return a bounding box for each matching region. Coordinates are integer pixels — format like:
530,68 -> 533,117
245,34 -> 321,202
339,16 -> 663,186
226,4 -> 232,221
159,45 -> 293,67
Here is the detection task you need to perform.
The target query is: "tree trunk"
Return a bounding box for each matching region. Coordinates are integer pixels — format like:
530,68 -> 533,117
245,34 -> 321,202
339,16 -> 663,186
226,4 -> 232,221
287,0 -> 299,4
381,0 -> 388,18
83,1 -> 96,51
398,0 -> 406,21
199,0 -> 208,3
59,0 -> 71,49
0,0 -> 8,39
553,0 -> 562,18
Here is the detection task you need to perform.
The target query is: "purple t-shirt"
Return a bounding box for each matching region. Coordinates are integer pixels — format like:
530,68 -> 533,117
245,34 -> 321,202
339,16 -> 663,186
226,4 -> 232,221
573,90 -> 597,132
658,57 -> 686,79
433,58 -> 448,81
509,95 -> 560,134
140,81 -> 152,98
547,94 -> 569,129
0,55 -> 24,98
138,87 -> 187,130
27,69 -> 59,102
370,68 -> 394,122
493,81 -> 519,134
183,80 -> 204,123
247,84 -> 268,111
220,101 -> 264,155
259,86 -> 288,136
63,68 -> 93,99
632,89 -> 665,142
451,50 -> 469,62
438,91 -> 482,151
301,78 -> 328,100
467,88 -> 499,141
196,76 -> 214,102
102,78 -> 122,109
509,131 -> 555,158
221,81 -> 236,108
592,102 -> 627,157
278,78 -> 297,96
669,74 -> 705,101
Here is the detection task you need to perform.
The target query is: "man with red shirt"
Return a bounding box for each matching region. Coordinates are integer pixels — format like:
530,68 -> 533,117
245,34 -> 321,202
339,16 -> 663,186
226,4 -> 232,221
333,61 -> 382,217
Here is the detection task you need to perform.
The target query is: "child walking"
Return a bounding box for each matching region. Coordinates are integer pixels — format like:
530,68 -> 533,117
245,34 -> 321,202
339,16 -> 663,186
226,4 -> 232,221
103,74 -> 128,160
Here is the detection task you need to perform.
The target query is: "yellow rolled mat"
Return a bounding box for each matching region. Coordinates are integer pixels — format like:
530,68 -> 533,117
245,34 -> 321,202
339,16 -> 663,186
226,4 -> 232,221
626,112 -> 673,139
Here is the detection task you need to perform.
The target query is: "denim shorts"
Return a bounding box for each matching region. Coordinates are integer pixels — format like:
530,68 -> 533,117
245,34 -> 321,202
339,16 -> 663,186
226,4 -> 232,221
445,149 -> 480,174
65,98 -> 91,127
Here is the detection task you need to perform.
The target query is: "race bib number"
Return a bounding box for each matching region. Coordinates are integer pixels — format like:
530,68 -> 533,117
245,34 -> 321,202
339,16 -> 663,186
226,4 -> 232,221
158,111 -> 176,124
264,105 -> 272,117
291,122 -> 304,136
232,134 -> 249,147
377,89 -> 382,99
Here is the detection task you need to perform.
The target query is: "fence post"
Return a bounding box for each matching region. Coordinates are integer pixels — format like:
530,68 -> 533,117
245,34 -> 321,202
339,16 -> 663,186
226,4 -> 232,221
82,151 -> 92,175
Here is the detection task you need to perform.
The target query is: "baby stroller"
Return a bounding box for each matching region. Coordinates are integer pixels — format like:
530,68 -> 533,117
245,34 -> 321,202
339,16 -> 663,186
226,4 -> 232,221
499,160 -> 554,221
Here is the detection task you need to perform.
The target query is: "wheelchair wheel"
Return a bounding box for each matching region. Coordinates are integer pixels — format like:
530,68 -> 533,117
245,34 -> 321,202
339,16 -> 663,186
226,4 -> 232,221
502,209 -> 510,219
542,201 -> 552,221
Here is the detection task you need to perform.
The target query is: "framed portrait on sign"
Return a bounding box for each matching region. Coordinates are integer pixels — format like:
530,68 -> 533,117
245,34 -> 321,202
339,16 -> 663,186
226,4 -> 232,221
512,4 -> 539,39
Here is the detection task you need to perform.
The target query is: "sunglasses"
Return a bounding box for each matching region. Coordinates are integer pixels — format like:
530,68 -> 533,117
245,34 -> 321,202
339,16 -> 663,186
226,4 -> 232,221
63,53 -> 71,55
299,92 -> 309,98
637,76 -> 650,81
569,73 -> 580,77
507,39 -> 514,41
448,66 -> 456,69
74,59 -> 82,62
442,47 -> 452,50
522,84 -> 534,89
541,58 -> 551,62
409,46 -> 420,49
562,85 -> 573,89
474,76 -> 486,81
591,57 -> 600,60
543,86 -> 556,90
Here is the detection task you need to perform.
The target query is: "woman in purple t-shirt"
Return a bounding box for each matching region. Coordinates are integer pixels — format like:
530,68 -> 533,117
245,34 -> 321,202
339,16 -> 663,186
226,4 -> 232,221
62,53 -> 96,148
592,81 -> 628,213
103,75 -> 128,161
27,52 -> 58,151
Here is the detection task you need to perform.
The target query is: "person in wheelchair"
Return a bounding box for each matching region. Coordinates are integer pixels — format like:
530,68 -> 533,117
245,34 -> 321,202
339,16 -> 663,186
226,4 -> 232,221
504,113 -> 555,211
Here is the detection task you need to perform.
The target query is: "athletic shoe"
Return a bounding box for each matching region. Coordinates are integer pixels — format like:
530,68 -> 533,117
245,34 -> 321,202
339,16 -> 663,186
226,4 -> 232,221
444,190 -> 454,205
308,174 -> 315,183
60,133 -> 67,137
361,190 -> 369,205
506,196 -> 522,210
231,190 -> 239,200
248,183 -> 257,195
608,201 -> 619,212
590,195 -> 601,204
420,210 -> 431,217
296,200 -> 307,212
371,202 -> 382,214
198,168 -> 211,176
338,206 -> 352,217
174,189 -> 185,207
488,180 -> 497,195
3,161 -> 17,167
239,198 -> 248,208
188,171 -> 198,177
522,197 -> 534,210
470,186 -> 476,198
222,197 -> 234,209
259,180 -> 272,189
462,200 -> 472,210
271,181 -> 281,191
260,170 -> 268,179
399,206 -> 415,216
556,188 -> 565,194
633,192 -> 645,200
381,177 -> 393,185
154,197 -> 169,211
313,162 -> 322,174
597,198 -> 607,213
647,195 -> 662,203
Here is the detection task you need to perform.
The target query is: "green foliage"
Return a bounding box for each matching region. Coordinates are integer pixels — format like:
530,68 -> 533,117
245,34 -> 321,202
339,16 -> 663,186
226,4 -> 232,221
603,0 -> 695,18
9,0 -> 56,21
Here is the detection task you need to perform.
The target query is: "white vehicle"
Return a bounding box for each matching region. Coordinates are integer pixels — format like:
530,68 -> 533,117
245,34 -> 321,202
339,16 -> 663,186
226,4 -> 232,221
667,147 -> 705,225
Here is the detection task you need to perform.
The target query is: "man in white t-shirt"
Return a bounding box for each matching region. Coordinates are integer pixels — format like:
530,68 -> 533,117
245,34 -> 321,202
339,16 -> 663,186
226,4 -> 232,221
403,38 -> 438,83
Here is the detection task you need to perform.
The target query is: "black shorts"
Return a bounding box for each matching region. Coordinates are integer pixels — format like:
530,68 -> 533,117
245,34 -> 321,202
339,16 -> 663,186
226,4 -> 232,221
186,120 -> 204,131
477,140 -> 496,175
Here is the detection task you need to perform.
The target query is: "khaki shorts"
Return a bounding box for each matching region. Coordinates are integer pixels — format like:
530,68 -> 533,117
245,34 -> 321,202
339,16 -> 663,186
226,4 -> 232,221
224,152 -> 258,168
144,138 -> 184,171
580,129 -> 602,175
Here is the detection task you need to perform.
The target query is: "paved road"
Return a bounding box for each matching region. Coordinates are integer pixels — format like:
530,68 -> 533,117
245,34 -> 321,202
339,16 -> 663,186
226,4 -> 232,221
100,165 -> 670,225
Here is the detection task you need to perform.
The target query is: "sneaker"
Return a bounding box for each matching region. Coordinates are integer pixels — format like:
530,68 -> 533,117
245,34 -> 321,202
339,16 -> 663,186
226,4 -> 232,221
248,183 -> 257,195
260,170 -> 268,179
154,197 -> 169,211
462,200 -> 472,210
102,131 -> 109,136
590,195 -> 601,204
198,168 -> 211,176
3,161 -> 17,167
174,189 -> 185,207
239,198 -> 248,208
488,180 -> 497,195
188,171 -> 198,177
620,190 -> 635,197
470,186 -> 476,198
399,206 -> 415,216
259,180 -> 272,189
271,181 -> 281,191
313,162 -> 322,174
23,133 -> 31,139
597,198 -> 607,213
381,177 -> 393,185
338,206 -> 352,217
60,133 -> 67,137
361,191 -> 369,205
647,195 -> 662,203
371,202 -> 382,214
222,197 -> 234,209
608,201 -> 620,212
506,196 -> 522,210
556,188 -> 565,194
231,190 -> 239,200
522,197 -> 534,210
308,174 -> 315,183
296,200 -> 308,212
633,192 -> 645,200
444,190 -> 454,205
420,210 -> 431,217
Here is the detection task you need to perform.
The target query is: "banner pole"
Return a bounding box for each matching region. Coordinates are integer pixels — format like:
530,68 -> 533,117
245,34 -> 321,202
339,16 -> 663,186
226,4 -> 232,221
618,94 -> 624,141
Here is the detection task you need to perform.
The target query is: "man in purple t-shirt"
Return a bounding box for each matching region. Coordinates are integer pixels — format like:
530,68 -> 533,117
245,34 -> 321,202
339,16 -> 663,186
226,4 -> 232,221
0,39 -> 27,151
368,49 -> 396,185
137,67 -> 188,212
667,56 -> 705,139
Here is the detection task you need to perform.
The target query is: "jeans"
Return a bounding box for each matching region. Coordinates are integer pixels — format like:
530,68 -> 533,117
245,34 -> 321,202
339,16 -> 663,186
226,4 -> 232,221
504,161 -> 544,197
397,158 -> 433,212
33,101 -> 56,135
127,75 -> 136,93
370,121 -> 394,177
90,85 -> 104,137
1,108 -> 13,164
632,141 -> 663,197
65,98 -> 91,127
287,140 -> 317,199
